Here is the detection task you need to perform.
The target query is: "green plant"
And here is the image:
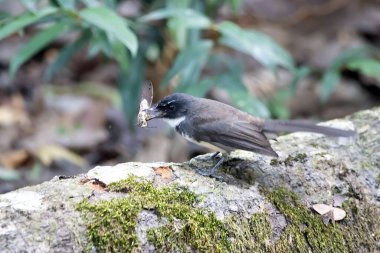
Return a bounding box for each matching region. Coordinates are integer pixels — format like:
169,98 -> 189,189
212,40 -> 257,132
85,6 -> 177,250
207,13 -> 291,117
0,0 -> 299,125
321,47 -> 380,102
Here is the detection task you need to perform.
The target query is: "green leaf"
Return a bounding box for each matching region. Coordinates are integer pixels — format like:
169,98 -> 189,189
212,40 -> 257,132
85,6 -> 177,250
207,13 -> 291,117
168,16 -> 187,49
346,58 -> 380,81
44,31 -> 90,81
268,89 -> 291,119
212,73 -> 246,92
20,0 -> 38,12
80,0 -> 101,7
320,47 -> 378,102
104,0 -> 119,9
118,49 -> 145,129
184,53 -> 245,97
0,11 -> 12,24
9,22 -> 66,77
55,0 -> 76,9
167,0 -> 191,8
207,53 -> 245,81
228,0 -> 242,13
230,91 -> 270,117
206,57 -> 269,117
79,7 -> 138,56
161,40 -> 213,90
289,66 -> 310,94
88,29 -> 114,57
111,41 -> 129,73
209,73 -> 269,117
0,7 -> 57,40
0,168 -> 20,181
139,8 -> 211,29
330,47 -> 374,69
184,78 -> 214,97
321,70 -> 341,102
27,163 -> 43,181
217,21 -> 294,71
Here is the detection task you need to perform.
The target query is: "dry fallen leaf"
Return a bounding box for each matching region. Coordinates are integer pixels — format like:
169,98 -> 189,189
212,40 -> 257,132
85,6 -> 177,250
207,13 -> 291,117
35,144 -> 86,167
0,95 -> 30,127
312,204 -> 332,215
79,177 -> 107,192
0,149 -> 30,169
332,207 -> 346,221
0,101 -> 30,127
333,195 -> 346,207
313,203 -> 347,223
89,179 -> 107,192
80,177 -> 91,185
322,210 -> 335,225
154,166 -> 173,179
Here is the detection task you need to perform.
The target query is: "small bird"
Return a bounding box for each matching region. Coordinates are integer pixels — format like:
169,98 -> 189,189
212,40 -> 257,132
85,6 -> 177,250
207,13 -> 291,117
144,93 -> 355,177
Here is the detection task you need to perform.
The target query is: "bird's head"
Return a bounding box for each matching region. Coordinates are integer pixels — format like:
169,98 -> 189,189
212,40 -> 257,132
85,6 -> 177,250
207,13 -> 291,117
145,93 -> 193,121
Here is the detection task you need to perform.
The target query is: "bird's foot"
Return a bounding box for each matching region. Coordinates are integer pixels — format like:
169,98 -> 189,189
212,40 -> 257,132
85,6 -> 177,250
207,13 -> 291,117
194,152 -> 225,180
195,168 -> 224,180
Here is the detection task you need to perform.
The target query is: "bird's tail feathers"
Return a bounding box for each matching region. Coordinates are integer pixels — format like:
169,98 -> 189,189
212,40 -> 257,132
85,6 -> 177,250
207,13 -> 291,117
263,120 -> 355,137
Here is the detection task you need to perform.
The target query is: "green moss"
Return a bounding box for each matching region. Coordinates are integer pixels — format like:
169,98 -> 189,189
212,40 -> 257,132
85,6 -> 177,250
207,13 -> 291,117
226,212 -> 272,253
294,153 -> 307,163
76,178 -> 378,253
340,199 -> 379,252
272,153 -> 307,166
264,188 -> 347,253
283,156 -> 294,166
263,187 -> 379,253
270,159 -> 279,166
76,197 -> 141,252
76,177 -> 230,252
147,209 -> 229,252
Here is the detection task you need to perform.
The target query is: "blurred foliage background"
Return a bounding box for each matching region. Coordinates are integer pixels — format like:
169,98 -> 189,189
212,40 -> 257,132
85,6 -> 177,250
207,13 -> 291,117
0,0 -> 379,192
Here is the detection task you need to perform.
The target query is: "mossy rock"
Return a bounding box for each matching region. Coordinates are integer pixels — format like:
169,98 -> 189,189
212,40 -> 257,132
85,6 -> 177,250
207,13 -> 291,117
77,178 -> 379,253
77,177 -> 230,252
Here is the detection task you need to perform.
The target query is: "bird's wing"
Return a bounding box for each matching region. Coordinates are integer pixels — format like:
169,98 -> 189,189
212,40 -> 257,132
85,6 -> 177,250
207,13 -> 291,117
194,120 -> 278,157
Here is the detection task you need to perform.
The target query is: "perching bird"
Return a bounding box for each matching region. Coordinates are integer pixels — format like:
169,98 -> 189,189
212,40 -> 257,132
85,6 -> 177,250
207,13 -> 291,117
144,93 -> 355,177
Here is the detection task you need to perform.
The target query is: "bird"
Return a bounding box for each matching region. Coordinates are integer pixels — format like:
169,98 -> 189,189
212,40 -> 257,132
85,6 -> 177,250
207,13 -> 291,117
144,93 -> 355,177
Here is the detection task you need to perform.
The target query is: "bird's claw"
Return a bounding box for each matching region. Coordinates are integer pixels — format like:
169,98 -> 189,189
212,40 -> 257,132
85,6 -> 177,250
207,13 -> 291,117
195,168 -> 224,180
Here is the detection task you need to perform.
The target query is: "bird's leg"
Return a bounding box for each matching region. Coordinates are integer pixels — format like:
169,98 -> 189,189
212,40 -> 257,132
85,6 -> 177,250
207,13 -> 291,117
209,154 -> 224,175
210,151 -> 220,160
196,152 -> 225,178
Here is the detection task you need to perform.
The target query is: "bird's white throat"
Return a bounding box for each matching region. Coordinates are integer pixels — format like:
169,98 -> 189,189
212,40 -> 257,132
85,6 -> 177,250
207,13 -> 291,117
164,116 -> 186,127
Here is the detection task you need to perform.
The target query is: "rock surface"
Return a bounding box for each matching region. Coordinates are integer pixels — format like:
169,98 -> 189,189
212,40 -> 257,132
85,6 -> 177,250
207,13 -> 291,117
0,107 -> 379,253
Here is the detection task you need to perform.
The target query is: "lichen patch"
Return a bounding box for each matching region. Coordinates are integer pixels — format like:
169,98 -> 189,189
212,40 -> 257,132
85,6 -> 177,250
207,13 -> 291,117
0,191 -> 44,211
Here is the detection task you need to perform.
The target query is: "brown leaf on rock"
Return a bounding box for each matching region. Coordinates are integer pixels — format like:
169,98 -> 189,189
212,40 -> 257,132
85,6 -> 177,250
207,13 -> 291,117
153,166 -> 173,180
89,179 -> 108,192
79,176 -> 91,185
79,177 -> 107,192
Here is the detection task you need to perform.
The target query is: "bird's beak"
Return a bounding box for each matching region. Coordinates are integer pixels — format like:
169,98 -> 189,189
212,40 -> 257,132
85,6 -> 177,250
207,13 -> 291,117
145,107 -> 163,121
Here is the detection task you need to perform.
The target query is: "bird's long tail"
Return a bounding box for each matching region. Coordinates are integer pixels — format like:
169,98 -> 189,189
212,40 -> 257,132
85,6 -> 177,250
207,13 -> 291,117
263,119 -> 355,137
